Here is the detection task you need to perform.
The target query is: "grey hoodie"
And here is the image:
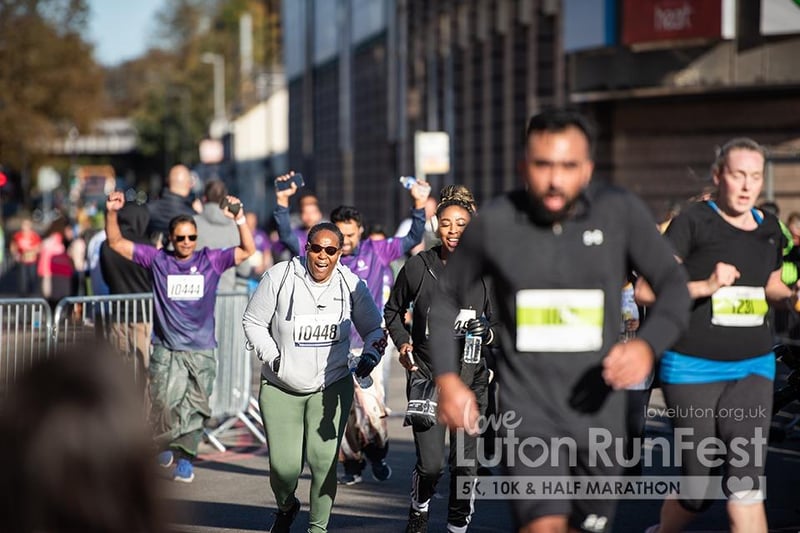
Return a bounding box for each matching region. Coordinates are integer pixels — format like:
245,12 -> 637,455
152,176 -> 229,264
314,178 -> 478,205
195,203 -> 248,291
243,256 -> 384,393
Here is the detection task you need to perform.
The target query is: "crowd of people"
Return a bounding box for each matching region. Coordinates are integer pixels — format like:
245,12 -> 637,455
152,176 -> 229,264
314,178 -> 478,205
3,107 -> 799,533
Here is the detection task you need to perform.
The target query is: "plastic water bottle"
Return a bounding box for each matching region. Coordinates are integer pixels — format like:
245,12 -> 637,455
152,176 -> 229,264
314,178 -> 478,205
348,353 -> 373,389
462,333 -> 482,364
399,176 -> 417,189
620,284 -> 639,342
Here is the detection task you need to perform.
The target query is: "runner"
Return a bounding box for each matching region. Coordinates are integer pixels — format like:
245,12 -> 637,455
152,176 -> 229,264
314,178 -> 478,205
428,108 -> 690,533
384,185 -> 495,533
641,138 -> 796,533
105,190 -> 255,483
243,222 -> 386,533
274,172 -> 430,484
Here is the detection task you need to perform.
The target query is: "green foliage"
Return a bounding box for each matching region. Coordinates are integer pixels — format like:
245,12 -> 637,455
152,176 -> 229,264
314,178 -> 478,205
0,0 -> 102,172
107,0 -> 282,171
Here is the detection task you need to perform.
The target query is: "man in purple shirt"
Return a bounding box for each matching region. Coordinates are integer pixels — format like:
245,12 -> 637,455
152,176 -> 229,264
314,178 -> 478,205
274,172 -> 430,485
105,190 -> 255,483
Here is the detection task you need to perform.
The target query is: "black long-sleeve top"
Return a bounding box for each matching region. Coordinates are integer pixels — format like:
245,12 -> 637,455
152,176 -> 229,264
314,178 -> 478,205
384,246 -> 495,385
428,184 -> 690,416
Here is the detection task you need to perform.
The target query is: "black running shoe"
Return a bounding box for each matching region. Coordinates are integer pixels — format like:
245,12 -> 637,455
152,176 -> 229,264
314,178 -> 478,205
405,507 -> 429,533
268,497 -> 300,533
371,459 -> 392,481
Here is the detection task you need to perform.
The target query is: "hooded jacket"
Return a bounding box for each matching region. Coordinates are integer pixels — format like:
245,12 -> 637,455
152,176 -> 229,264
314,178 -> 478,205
194,203 -> 242,291
101,203 -> 152,296
243,256 -> 384,394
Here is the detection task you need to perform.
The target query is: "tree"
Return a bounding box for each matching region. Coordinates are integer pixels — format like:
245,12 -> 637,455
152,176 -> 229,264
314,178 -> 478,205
0,0 -> 103,196
103,0 -> 282,183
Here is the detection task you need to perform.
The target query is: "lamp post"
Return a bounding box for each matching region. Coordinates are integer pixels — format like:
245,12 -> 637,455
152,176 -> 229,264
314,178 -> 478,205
201,53 -> 227,138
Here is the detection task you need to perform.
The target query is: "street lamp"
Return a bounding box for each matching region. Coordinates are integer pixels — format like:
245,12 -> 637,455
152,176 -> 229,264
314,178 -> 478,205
201,52 -> 227,138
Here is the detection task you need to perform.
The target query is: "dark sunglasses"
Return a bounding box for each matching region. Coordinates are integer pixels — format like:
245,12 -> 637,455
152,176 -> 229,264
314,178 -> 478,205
174,234 -> 198,242
307,243 -> 339,255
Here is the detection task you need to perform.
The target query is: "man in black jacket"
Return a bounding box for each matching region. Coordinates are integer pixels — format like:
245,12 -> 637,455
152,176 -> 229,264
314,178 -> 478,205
146,164 -> 197,247
100,202 -> 153,377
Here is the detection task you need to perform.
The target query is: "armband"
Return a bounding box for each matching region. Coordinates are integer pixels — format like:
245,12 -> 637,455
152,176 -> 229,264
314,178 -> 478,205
236,216 -> 246,226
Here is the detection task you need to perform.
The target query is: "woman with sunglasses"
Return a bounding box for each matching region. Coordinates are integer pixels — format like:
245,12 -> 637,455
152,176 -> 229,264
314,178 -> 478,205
383,185 -> 495,533
105,190 -> 255,483
243,222 -> 386,533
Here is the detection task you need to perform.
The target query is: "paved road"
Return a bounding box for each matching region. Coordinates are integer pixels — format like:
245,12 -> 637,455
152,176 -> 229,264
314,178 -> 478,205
164,359 -> 800,532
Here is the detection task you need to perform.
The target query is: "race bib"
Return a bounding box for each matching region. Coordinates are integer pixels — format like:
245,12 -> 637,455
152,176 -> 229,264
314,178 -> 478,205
167,274 -> 204,301
453,308 -> 477,338
293,314 -> 342,347
711,286 -> 768,327
516,289 -> 604,352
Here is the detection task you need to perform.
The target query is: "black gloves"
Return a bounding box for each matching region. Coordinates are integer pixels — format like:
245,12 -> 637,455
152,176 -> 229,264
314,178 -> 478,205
466,317 -> 491,341
354,351 -> 380,378
271,356 -> 281,373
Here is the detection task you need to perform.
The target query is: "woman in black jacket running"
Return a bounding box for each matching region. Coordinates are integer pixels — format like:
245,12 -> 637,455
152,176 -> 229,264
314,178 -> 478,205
384,185 -> 495,533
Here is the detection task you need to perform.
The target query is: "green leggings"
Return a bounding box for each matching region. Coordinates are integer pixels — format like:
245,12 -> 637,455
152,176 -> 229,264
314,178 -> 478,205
260,376 -> 354,533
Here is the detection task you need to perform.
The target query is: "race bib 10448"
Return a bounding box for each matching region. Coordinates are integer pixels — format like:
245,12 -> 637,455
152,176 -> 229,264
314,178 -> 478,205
293,314 -> 342,347
711,286 -> 768,327
167,274 -> 204,301
516,289 -> 604,352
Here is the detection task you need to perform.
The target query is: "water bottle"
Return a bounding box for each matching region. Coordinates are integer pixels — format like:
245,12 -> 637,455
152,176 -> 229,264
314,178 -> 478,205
620,284 -> 639,342
399,176 -> 417,189
462,332 -> 482,364
348,353 -> 373,389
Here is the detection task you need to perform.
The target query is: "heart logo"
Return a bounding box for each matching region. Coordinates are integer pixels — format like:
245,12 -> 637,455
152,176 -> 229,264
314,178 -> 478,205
726,476 -> 755,497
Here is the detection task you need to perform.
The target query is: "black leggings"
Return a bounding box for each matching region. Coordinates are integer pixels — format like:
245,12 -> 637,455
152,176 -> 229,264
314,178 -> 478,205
410,366 -> 488,528
661,374 -> 772,513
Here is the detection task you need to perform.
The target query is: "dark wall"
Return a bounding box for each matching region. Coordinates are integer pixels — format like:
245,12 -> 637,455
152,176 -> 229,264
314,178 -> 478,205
595,90 -> 800,222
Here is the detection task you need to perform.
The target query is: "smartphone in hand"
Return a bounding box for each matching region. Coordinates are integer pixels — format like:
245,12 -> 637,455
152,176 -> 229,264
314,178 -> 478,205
275,173 -> 305,191
220,197 -> 241,216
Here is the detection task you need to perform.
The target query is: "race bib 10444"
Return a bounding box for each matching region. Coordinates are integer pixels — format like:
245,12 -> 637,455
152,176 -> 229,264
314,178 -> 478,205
516,289 -> 604,352
711,286 -> 768,327
167,274 -> 204,301
293,314 -> 342,347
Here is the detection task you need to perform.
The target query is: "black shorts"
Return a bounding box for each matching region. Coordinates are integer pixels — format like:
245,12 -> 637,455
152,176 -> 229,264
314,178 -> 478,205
500,390 -> 626,532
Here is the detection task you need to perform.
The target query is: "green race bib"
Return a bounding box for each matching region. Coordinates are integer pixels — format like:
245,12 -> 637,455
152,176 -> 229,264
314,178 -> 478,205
516,289 -> 604,352
711,286 -> 768,327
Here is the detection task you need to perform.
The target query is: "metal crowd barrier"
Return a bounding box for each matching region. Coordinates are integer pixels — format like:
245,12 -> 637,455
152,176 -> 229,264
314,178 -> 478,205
0,298 -> 51,395
206,290 -> 266,451
2,291 -> 263,451
53,293 -> 154,384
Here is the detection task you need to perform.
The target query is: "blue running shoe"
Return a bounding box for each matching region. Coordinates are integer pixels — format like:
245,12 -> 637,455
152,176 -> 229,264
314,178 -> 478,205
157,450 -> 174,468
173,458 -> 195,483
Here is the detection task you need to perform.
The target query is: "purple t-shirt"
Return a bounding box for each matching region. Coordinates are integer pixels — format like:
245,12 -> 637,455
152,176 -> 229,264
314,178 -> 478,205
133,245 -> 236,350
341,238 -> 405,311
253,228 -> 271,253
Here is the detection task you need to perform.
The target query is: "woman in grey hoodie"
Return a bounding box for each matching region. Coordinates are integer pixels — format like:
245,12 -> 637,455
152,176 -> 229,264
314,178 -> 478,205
243,222 -> 386,533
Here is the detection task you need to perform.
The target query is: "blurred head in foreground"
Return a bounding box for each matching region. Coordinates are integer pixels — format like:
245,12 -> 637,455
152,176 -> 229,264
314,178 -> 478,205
0,342 -> 166,533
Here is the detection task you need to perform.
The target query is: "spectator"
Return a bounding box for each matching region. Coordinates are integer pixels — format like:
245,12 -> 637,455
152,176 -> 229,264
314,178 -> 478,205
146,164 -> 197,247
100,202 -> 154,379
10,218 -> 41,296
37,216 -> 74,308
194,179 -> 247,291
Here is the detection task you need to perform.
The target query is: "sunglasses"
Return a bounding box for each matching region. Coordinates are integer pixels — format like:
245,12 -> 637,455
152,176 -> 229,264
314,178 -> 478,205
174,234 -> 198,242
307,243 -> 339,255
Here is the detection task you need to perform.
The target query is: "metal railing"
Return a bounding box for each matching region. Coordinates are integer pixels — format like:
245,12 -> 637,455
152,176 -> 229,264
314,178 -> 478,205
2,291 -> 263,451
0,298 -> 51,394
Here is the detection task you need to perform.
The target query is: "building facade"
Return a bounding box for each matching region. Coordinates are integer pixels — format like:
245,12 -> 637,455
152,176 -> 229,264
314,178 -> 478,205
282,0 -> 800,227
